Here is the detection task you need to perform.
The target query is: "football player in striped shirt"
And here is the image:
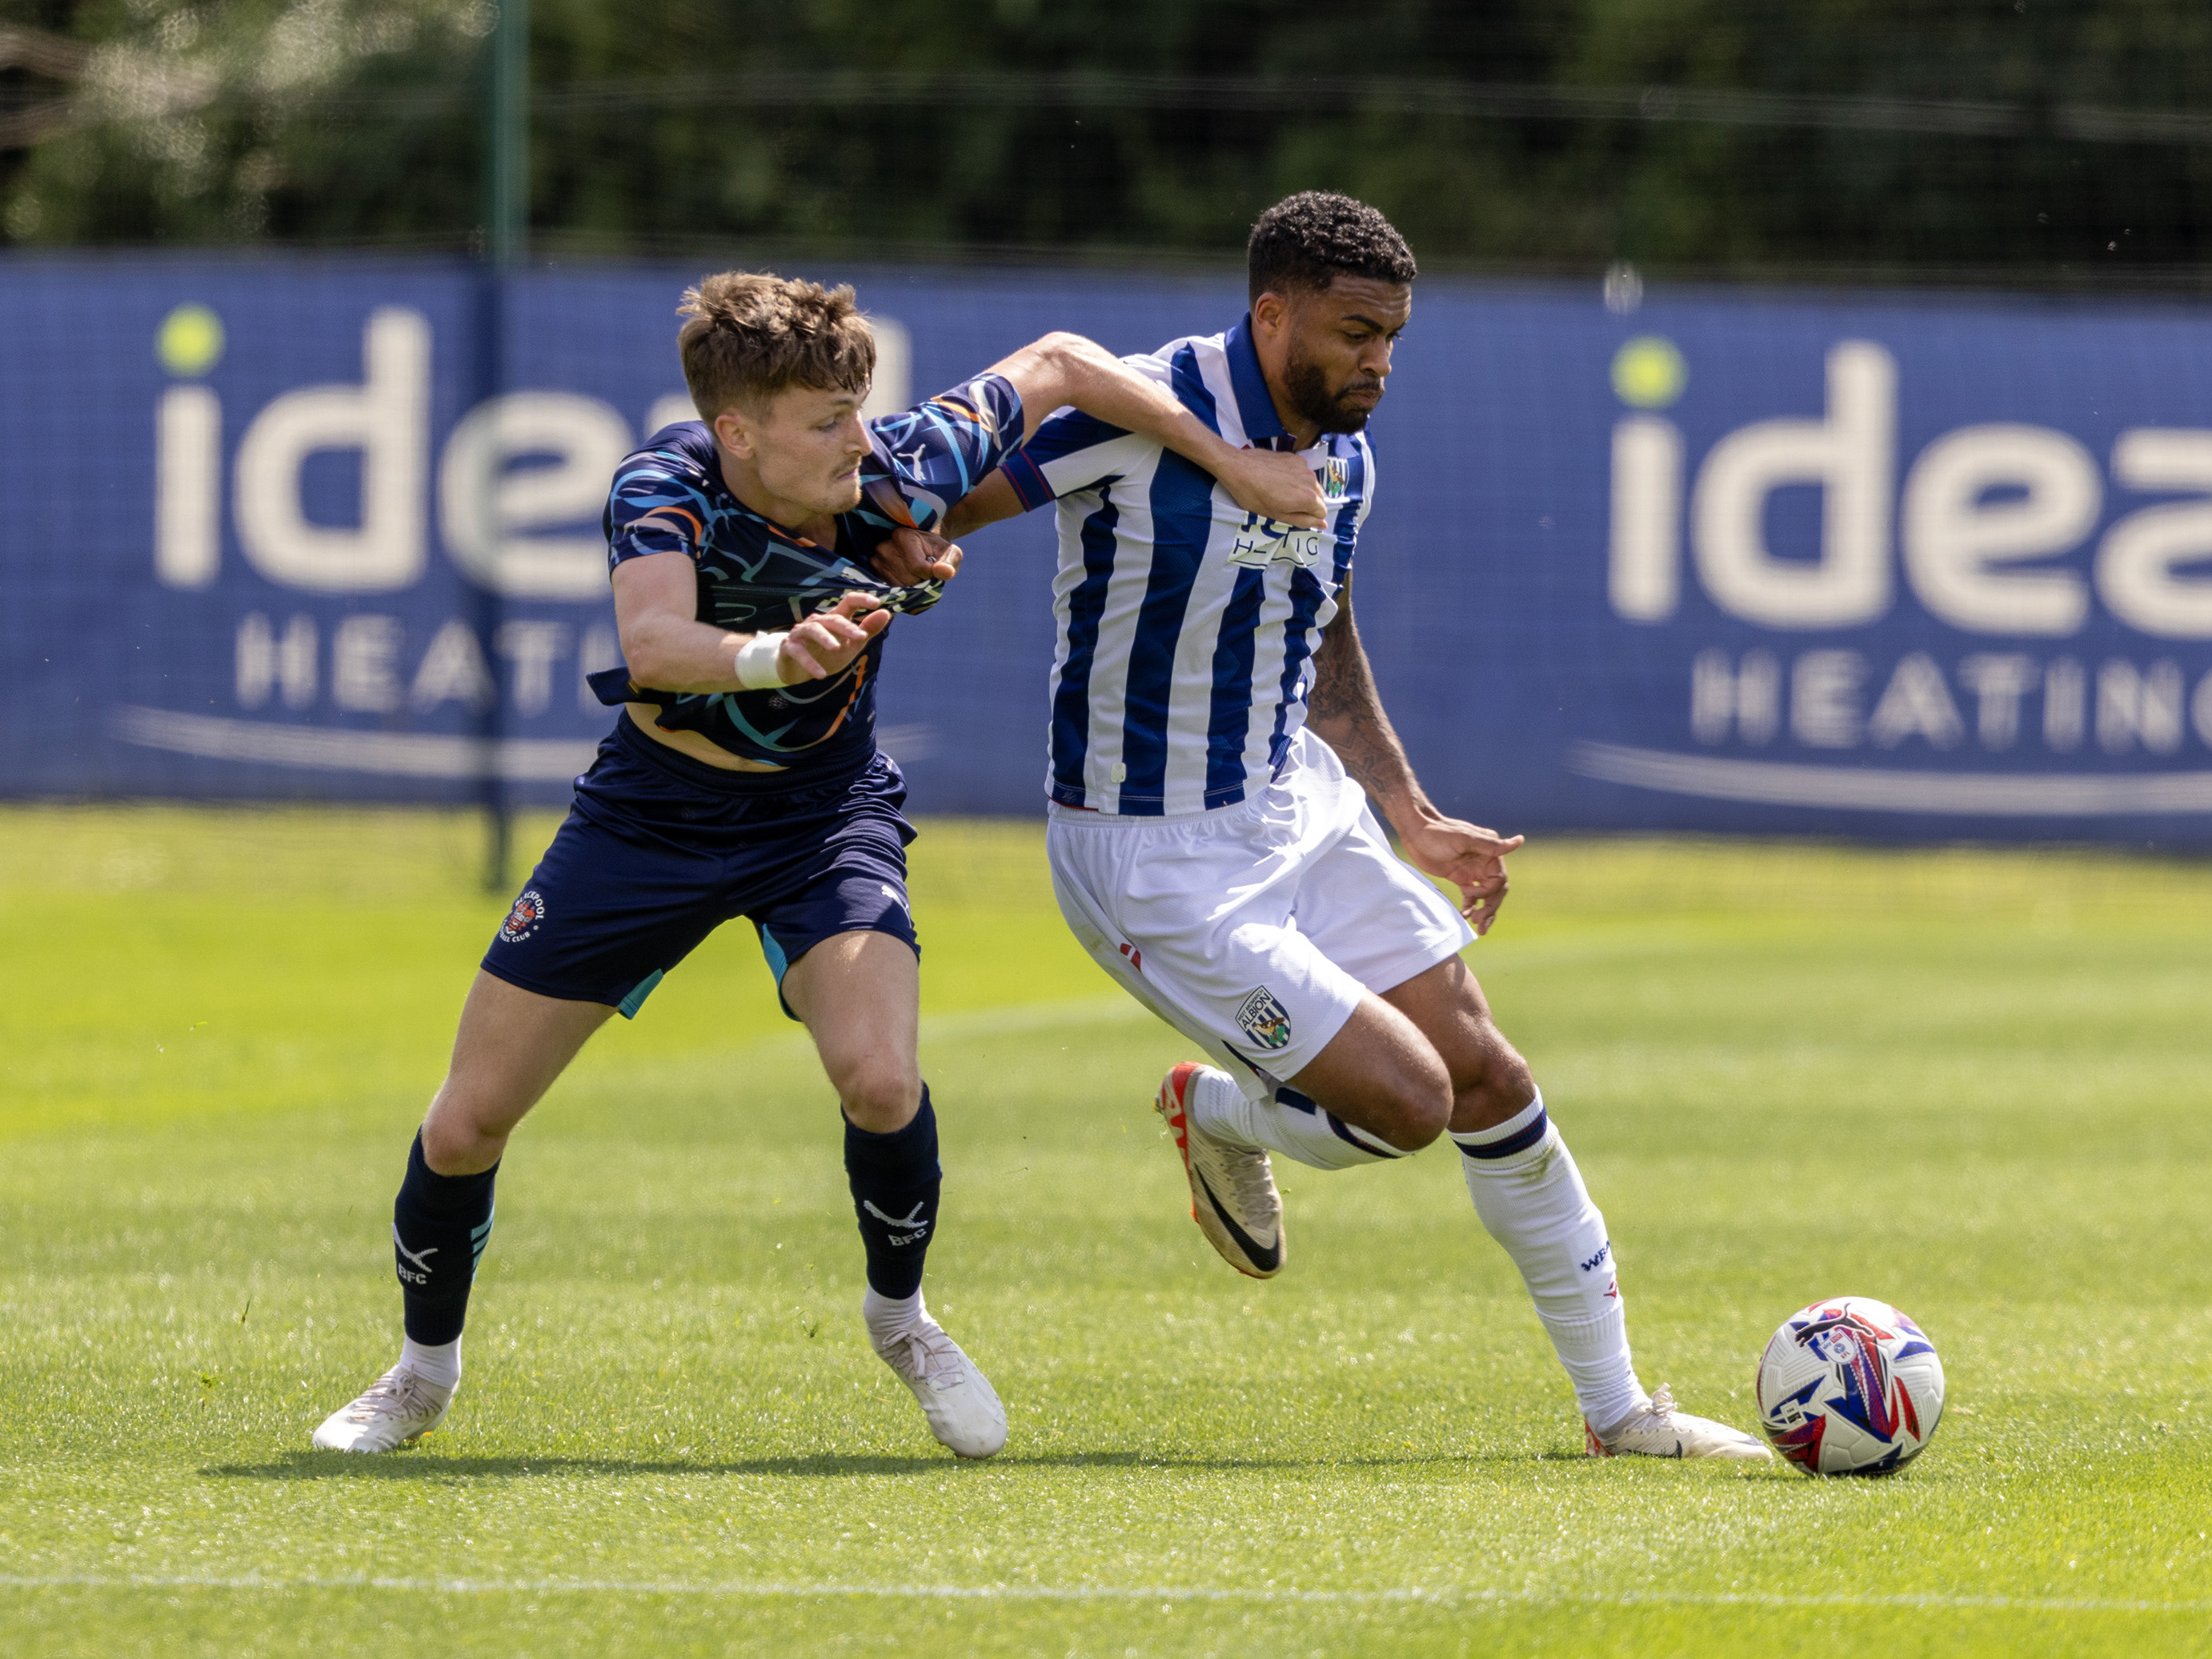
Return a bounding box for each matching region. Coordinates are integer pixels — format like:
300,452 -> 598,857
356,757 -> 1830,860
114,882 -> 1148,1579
311,270 -> 1322,1459
946,194 -> 1769,1461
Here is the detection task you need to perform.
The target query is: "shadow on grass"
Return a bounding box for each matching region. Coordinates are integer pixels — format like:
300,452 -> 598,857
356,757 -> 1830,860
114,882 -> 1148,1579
204,1448 -> 1551,1482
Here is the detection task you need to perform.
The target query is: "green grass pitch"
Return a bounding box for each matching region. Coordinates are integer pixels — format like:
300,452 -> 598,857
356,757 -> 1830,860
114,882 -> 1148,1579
3,804 -> 2210,1657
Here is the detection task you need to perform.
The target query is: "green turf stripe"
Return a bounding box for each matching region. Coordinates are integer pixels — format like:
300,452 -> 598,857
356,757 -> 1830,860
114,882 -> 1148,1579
2,1577 -> 2207,1615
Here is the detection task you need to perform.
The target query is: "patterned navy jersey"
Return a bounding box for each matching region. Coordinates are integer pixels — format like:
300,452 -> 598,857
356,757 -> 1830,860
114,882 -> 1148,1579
591,371 -> 1024,775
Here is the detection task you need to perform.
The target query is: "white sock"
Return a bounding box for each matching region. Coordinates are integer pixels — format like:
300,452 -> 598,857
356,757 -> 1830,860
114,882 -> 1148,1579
1453,1090 -> 1644,1433
864,1287 -> 928,1352
398,1336 -> 461,1393
1186,1066 -> 1402,1170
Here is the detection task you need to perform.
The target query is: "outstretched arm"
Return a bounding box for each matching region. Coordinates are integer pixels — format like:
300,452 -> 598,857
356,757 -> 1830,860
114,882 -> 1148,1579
991,333 -> 1325,527
939,471 -> 1025,540
1306,579 -> 1523,935
884,332 -> 1327,569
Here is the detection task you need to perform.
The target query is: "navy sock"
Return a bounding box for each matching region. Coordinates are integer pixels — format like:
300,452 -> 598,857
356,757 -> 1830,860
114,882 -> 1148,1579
844,1085 -> 941,1300
391,1131 -> 498,1345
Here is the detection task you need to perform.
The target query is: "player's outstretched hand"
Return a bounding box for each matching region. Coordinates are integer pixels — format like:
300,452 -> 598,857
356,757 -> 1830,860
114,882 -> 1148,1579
1216,447 -> 1328,530
780,591 -> 892,681
1397,815 -> 1525,937
875,526 -> 964,583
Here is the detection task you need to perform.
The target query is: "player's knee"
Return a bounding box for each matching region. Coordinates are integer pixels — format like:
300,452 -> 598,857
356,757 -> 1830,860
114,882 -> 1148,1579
1474,1036 -> 1535,1107
1451,1032 -> 1537,1133
419,1104 -> 507,1174
1372,1052 -> 1454,1152
837,1060 -> 923,1135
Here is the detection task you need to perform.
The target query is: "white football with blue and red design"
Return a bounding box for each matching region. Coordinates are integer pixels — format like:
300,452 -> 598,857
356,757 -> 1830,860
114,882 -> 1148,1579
1755,1296 -> 1945,1476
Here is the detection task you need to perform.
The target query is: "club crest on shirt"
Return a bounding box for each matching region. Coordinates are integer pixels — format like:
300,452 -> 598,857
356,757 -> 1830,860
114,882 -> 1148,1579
1235,986 -> 1294,1052
1322,456 -> 1349,501
1227,511 -> 1324,571
500,888 -> 547,944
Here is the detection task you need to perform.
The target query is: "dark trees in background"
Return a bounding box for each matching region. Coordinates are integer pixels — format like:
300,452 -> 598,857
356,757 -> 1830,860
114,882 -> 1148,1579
4,0 -> 2211,283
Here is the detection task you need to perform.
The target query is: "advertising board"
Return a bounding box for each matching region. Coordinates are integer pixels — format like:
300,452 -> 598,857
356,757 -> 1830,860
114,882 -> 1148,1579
4,255 -> 2209,844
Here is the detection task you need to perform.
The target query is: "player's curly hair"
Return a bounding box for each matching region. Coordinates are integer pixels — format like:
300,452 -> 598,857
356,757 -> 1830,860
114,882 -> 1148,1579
1246,192 -> 1417,303
676,270 -> 878,419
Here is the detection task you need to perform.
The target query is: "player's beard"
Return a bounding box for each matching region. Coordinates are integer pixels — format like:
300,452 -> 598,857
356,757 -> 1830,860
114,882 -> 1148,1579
1281,347 -> 1384,435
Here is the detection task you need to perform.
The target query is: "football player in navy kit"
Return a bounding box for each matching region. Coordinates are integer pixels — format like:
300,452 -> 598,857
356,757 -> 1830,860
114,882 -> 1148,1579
312,270 -> 1324,1459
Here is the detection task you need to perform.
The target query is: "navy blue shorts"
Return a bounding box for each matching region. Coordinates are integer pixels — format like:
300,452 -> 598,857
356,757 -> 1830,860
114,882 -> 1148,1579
481,712 -> 918,1020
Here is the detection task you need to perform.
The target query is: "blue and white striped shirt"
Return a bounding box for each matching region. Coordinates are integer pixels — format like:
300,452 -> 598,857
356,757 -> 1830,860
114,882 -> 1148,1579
1002,316 -> 1375,816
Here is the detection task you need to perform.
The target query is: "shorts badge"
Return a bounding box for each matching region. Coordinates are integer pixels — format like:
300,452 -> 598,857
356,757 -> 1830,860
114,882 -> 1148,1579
500,888 -> 547,943
1235,987 -> 1293,1052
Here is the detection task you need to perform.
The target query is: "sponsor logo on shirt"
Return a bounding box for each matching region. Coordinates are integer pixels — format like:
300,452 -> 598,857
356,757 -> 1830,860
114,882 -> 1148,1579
1227,515 -> 1325,571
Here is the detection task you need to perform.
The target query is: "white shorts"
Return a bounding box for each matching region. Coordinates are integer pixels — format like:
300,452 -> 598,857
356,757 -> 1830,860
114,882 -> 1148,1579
1046,729 -> 1476,1104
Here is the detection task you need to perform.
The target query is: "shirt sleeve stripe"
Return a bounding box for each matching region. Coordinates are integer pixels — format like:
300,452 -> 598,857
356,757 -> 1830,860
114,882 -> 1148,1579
1002,450 -> 1059,511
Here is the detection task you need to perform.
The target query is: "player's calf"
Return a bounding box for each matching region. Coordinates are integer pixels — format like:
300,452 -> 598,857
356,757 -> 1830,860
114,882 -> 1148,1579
844,1084 -> 941,1300
391,1128 -> 499,1347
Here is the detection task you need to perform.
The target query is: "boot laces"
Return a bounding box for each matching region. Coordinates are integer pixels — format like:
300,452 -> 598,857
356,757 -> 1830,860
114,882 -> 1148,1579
882,1320 -> 967,1392
344,1368 -> 445,1425
1222,1143 -> 1276,1212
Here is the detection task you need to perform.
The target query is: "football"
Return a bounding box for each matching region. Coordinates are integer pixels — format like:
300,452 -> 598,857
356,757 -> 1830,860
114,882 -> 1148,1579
1754,1296 -> 1946,1476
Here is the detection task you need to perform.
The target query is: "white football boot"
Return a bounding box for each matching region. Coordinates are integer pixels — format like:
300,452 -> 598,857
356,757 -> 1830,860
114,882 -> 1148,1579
311,1364 -> 454,1453
1586,1383 -> 1773,1462
1156,1061 -> 1284,1279
874,1315 -> 1007,1459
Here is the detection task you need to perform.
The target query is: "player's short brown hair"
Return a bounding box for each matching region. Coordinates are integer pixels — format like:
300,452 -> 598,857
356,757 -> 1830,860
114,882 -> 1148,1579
676,270 -> 877,419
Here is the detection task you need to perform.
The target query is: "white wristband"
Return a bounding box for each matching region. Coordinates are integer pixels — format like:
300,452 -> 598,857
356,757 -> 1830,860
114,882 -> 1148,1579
732,631 -> 788,691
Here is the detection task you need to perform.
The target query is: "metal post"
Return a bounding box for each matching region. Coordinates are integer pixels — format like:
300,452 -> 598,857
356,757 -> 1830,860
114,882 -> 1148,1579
487,0 -> 528,269
477,0 -> 527,893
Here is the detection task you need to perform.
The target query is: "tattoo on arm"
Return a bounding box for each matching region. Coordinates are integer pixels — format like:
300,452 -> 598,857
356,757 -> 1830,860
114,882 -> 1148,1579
1308,586 -> 1421,811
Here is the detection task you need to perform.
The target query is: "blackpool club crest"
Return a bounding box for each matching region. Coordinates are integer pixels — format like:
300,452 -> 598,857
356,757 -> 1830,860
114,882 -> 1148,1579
500,888 -> 547,944
1235,986 -> 1293,1052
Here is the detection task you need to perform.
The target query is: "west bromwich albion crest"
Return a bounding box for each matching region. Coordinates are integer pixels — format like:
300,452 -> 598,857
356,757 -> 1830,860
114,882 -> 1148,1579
1235,986 -> 1294,1052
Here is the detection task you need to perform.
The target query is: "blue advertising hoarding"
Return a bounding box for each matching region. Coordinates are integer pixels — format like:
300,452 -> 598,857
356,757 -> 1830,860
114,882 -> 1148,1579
4,253 -> 2211,844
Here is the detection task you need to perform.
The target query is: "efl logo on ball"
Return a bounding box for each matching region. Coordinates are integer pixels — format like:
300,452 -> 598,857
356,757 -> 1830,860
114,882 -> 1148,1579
500,888 -> 547,944
1755,1295 -> 1946,1476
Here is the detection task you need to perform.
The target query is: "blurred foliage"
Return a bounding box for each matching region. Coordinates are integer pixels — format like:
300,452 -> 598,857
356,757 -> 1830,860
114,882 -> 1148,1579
4,0 -> 2212,279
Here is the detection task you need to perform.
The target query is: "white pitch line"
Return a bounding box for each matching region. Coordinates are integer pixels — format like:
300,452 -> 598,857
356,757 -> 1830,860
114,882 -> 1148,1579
0,1575 -> 2203,1615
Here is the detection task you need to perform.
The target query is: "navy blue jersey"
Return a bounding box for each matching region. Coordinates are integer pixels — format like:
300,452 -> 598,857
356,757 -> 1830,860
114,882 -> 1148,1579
591,372 -> 1025,775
